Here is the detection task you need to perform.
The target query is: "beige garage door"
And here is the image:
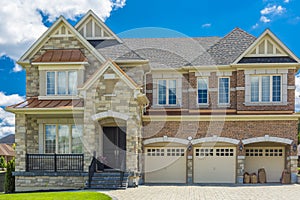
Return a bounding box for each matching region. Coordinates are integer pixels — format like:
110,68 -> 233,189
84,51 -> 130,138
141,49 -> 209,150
194,147 -> 236,183
144,147 -> 186,183
245,147 -> 285,183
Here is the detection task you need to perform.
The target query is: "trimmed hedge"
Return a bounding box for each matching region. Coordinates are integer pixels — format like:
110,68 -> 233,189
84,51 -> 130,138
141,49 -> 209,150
4,158 -> 15,193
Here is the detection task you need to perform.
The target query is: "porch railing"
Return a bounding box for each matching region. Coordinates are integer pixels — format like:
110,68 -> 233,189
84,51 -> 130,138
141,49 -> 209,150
26,154 -> 84,172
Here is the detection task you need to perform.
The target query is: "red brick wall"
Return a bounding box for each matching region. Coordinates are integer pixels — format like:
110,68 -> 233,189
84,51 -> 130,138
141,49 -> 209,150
143,120 -> 298,142
236,69 -> 295,112
145,68 -> 296,113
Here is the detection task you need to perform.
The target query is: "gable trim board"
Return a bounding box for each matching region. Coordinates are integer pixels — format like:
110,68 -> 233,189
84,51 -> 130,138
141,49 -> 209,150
233,29 -> 300,64
18,16 -> 106,65
78,59 -> 139,91
75,10 -> 122,43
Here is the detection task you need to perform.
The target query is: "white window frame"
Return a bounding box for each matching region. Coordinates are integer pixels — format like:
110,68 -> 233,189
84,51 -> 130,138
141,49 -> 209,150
46,71 -> 78,96
197,77 -> 209,105
250,75 -> 282,103
157,79 -> 177,106
44,124 -> 83,154
218,77 -> 230,105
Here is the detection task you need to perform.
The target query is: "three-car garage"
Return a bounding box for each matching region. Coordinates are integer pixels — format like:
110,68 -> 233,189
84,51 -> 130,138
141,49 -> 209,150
143,138 -> 289,184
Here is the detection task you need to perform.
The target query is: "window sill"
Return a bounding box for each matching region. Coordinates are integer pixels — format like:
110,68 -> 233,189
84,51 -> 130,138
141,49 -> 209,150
38,96 -> 80,100
152,105 -> 181,109
217,103 -> 231,108
197,103 -> 209,108
244,102 -> 288,106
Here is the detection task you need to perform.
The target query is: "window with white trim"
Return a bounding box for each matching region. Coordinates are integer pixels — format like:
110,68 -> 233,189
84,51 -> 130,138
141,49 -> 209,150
197,78 -> 208,104
250,75 -> 281,102
218,77 -> 230,104
45,124 -> 83,154
46,71 -> 78,96
158,79 -> 177,105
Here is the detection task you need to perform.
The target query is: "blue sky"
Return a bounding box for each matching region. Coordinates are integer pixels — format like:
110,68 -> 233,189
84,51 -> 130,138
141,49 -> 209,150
0,0 -> 300,137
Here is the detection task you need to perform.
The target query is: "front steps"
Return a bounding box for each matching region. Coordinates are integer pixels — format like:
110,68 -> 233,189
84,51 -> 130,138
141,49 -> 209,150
89,170 -> 129,189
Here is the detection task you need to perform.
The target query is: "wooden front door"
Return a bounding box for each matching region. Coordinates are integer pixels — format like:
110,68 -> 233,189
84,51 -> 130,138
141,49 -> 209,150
103,127 -> 126,170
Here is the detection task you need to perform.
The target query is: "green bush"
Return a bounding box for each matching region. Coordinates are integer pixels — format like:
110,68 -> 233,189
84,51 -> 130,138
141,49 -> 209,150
4,158 -> 15,193
0,156 -> 6,169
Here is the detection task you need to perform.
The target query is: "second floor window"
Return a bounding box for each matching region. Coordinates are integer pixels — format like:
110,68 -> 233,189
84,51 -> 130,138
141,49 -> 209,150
218,77 -> 230,104
251,75 -> 281,102
197,78 -> 208,104
46,71 -> 78,96
158,79 -> 177,105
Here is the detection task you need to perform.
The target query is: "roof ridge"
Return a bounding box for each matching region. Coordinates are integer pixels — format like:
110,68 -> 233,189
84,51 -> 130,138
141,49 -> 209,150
218,27 -> 256,44
122,36 -> 221,40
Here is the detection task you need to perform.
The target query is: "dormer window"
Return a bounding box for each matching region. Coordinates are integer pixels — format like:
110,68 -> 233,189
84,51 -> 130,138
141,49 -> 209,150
32,49 -> 87,100
46,71 -> 78,96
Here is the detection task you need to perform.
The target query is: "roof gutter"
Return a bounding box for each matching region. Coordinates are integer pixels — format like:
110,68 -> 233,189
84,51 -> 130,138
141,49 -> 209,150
5,107 -> 84,115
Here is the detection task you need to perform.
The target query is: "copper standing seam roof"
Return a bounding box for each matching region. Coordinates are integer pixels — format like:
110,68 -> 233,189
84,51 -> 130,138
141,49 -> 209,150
0,144 -> 14,157
33,49 -> 88,63
7,97 -> 84,109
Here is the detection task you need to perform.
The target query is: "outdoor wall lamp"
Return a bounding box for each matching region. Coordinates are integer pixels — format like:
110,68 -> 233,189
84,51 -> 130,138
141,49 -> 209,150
188,144 -> 192,151
292,143 -> 297,152
239,143 -> 243,151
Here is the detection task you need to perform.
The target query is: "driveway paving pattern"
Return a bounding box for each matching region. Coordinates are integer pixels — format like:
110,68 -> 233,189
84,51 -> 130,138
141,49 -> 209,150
104,184 -> 300,200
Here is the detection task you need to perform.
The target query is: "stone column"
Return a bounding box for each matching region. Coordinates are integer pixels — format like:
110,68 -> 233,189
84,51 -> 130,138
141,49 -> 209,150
237,156 -> 245,184
83,99 -> 97,172
288,156 -> 298,183
15,114 -> 27,171
126,120 -> 139,172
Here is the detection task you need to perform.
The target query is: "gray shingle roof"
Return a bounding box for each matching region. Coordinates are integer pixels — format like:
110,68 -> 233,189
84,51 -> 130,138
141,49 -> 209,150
205,28 -> 257,65
93,28 -> 257,68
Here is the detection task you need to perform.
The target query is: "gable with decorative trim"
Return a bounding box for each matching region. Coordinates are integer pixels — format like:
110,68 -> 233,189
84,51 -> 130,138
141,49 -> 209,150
75,10 -> 122,42
234,29 -> 299,64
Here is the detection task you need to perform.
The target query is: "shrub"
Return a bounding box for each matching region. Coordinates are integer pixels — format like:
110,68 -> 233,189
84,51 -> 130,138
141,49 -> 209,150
0,156 -> 6,169
4,158 -> 15,193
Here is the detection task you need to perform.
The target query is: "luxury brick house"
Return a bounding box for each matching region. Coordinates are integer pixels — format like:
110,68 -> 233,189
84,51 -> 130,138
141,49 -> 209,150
6,10 -> 300,191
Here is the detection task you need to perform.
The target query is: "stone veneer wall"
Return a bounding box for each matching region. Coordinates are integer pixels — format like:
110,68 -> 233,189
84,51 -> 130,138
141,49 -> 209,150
15,175 -> 86,192
26,36 -> 103,97
15,115 -> 40,172
15,114 -> 26,172
82,67 -> 143,172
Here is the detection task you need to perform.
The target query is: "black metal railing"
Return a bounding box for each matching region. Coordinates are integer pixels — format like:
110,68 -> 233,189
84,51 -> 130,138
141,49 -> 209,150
88,157 -> 97,188
88,156 -> 106,188
26,154 -> 84,172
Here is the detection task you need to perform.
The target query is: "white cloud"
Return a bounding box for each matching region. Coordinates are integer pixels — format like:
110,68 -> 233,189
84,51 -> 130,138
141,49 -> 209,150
260,16 -> 271,23
252,23 -> 259,29
0,0 -> 126,60
0,92 -> 24,107
284,0 -> 289,3
0,107 -> 15,137
260,5 -> 285,15
0,93 -> 25,137
201,23 -> 211,28
13,63 -> 23,72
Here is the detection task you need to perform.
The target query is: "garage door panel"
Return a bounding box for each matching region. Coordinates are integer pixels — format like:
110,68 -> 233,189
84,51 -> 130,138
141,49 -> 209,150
245,147 -> 284,183
194,147 -> 236,183
145,147 -> 186,183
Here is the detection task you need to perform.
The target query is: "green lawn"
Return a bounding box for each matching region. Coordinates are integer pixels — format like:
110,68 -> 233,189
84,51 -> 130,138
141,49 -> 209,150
0,191 -> 111,200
